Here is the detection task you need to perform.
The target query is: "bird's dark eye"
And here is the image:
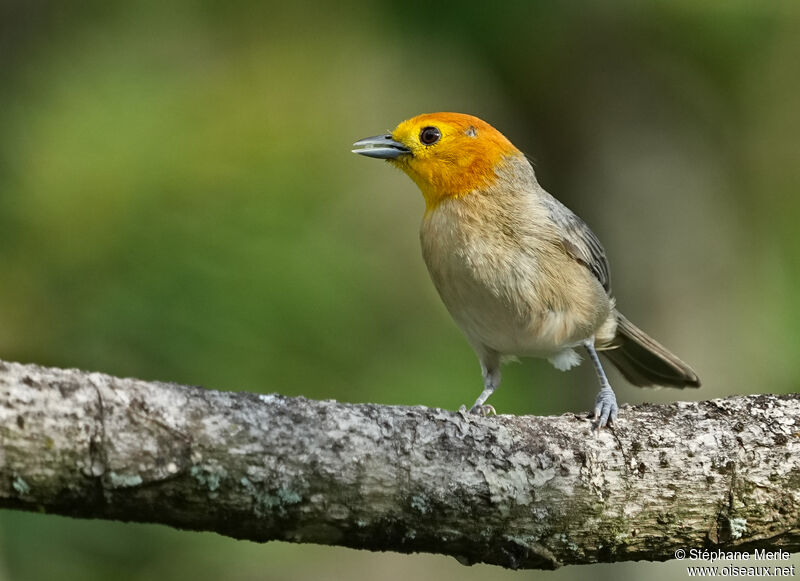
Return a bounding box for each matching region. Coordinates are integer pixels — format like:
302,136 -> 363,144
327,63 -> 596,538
419,126 -> 441,146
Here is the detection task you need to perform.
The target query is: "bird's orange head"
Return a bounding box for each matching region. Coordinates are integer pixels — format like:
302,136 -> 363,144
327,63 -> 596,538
353,113 -> 522,210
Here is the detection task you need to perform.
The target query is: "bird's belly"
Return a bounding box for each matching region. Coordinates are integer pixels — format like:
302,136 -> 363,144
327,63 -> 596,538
420,201 -> 612,359
445,290 -> 591,357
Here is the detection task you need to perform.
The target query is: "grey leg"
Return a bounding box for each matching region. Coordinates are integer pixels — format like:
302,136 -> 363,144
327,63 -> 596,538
584,338 -> 619,427
462,351 -> 501,416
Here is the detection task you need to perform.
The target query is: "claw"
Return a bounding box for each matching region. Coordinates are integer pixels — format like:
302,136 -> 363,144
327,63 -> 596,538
469,404 -> 496,416
593,388 -> 618,429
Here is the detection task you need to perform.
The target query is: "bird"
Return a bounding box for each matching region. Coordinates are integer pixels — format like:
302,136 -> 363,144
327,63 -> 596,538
352,113 -> 700,427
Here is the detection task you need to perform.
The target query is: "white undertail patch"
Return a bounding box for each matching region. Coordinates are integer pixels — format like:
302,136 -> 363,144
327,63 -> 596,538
548,349 -> 582,371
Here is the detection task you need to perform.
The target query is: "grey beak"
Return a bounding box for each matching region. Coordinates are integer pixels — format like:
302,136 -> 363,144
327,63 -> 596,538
352,134 -> 411,159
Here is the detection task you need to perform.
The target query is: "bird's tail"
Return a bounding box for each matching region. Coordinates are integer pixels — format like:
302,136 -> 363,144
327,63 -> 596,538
599,312 -> 700,388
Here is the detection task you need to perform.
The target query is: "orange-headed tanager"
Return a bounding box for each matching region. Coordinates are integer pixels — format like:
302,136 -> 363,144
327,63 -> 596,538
352,113 -> 700,427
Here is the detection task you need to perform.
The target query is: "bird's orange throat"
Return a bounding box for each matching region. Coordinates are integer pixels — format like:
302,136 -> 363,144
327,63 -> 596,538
393,151 -> 519,212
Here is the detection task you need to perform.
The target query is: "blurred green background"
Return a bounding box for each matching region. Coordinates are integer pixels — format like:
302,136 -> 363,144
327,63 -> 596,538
1,0 -> 799,579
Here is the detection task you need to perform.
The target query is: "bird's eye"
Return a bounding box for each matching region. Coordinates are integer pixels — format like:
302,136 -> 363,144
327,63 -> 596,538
419,126 -> 441,146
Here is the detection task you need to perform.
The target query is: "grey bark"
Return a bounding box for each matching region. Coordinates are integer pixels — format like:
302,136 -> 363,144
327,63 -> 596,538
0,359 -> 797,570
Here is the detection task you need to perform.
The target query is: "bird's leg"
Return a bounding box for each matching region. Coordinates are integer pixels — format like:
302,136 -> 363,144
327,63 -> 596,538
464,354 -> 501,416
584,338 -> 618,428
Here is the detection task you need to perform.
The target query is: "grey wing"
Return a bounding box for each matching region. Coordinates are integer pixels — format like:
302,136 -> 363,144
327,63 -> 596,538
540,193 -> 612,293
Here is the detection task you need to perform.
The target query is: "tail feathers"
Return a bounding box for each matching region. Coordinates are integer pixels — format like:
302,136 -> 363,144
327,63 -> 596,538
600,312 -> 700,388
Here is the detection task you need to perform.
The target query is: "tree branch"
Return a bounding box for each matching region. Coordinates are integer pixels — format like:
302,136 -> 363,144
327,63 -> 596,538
0,359 -> 797,569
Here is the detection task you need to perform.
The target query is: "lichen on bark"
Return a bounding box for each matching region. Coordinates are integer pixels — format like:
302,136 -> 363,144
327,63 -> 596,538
0,359 -> 797,569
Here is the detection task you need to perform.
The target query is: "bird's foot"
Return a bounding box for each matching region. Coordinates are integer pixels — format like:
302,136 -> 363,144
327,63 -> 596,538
458,403 -> 497,417
471,403 -> 497,416
593,387 -> 618,429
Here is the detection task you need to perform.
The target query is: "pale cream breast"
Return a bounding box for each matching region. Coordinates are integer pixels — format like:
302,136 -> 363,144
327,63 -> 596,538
419,156 -> 613,359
